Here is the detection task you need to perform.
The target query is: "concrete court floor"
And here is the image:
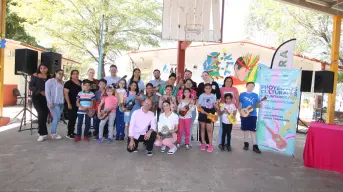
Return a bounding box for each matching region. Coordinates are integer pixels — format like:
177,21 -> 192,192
0,122 -> 343,192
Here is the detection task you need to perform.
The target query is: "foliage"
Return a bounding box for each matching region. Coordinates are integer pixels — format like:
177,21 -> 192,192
11,0 -> 162,78
246,0 -> 343,64
5,0 -> 48,50
338,71 -> 343,83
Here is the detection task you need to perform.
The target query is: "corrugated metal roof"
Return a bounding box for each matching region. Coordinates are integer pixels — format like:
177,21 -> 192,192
277,0 -> 343,16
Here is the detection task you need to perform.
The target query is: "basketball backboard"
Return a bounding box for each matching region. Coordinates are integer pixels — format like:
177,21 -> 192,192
162,0 -> 224,43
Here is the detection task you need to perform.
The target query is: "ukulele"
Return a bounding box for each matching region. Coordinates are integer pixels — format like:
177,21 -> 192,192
98,108 -> 112,120
197,106 -> 218,123
219,103 -> 237,124
262,121 -> 287,150
240,96 -> 267,117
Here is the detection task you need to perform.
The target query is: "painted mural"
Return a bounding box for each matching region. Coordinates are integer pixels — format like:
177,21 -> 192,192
203,49 -> 260,86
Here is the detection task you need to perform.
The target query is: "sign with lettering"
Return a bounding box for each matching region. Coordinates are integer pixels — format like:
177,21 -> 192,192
271,39 -> 296,69
256,66 -> 301,156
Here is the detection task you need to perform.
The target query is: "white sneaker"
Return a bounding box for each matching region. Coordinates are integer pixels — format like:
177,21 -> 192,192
161,146 -> 166,153
167,147 -> 177,155
185,145 -> 190,150
51,134 -> 62,140
37,136 -> 45,142
176,143 -> 181,149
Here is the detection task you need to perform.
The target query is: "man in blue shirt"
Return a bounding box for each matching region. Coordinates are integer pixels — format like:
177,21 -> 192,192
239,82 -> 262,154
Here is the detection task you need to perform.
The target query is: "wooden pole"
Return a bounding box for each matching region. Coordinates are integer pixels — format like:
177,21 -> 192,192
326,15 -> 342,124
0,0 -> 6,117
0,0 -> 9,126
177,41 -> 191,81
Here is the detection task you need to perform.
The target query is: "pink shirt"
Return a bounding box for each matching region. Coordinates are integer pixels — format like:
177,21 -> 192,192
101,95 -> 118,112
129,108 -> 157,139
220,87 -> 239,106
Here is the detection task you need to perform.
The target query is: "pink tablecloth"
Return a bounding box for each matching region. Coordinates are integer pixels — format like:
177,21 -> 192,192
303,122 -> 343,174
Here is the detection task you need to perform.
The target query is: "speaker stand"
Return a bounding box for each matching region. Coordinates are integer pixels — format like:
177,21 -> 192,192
8,74 -> 38,135
317,93 -> 326,123
297,92 -> 309,134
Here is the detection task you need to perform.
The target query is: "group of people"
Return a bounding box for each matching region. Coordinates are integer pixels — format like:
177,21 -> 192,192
29,61 -> 263,156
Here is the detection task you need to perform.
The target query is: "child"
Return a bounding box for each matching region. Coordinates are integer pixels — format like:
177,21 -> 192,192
74,80 -> 95,142
239,82 -> 261,154
176,88 -> 195,149
216,93 -> 236,152
141,83 -> 159,114
97,86 -> 118,143
197,83 -> 217,152
116,79 -> 127,141
122,81 -> 141,136
94,79 -> 107,139
158,85 -> 177,113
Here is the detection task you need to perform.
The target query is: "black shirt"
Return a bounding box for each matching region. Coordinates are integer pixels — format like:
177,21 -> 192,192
196,81 -> 221,100
64,80 -> 82,104
29,75 -> 50,97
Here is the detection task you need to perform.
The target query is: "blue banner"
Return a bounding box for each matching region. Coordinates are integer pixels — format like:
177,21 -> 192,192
256,67 -> 301,156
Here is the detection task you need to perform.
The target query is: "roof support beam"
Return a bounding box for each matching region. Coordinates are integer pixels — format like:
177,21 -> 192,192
276,0 -> 343,16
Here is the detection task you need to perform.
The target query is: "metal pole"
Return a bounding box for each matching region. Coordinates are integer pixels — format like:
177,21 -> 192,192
97,14 -> 105,79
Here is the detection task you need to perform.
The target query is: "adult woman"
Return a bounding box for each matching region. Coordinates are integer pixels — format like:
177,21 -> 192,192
86,68 -> 99,93
196,71 -> 221,144
155,100 -> 179,155
127,68 -> 144,92
64,70 -> 82,139
29,64 -> 51,142
45,69 -> 64,139
218,77 -> 239,147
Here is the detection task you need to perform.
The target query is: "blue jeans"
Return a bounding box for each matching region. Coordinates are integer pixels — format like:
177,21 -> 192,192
77,114 -> 91,137
50,103 -> 64,135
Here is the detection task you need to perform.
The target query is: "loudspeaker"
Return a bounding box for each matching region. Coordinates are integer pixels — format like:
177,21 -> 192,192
15,49 -> 38,75
300,70 -> 313,92
41,52 -> 62,74
314,71 -> 334,93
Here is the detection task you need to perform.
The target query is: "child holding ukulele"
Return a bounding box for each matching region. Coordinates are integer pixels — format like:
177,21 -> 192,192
97,86 -> 118,143
176,88 -> 195,149
197,83 -> 218,152
239,82 -> 262,154
216,93 -> 236,152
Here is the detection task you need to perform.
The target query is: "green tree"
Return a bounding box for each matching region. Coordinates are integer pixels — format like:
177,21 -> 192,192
246,0 -> 343,64
5,0 -> 43,49
11,0 -> 161,77
338,71 -> 343,83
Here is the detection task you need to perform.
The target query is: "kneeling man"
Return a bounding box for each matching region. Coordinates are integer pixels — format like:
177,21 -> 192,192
127,98 -> 157,156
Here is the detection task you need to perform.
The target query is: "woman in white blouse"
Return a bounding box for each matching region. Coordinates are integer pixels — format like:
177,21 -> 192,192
155,100 -> 179,155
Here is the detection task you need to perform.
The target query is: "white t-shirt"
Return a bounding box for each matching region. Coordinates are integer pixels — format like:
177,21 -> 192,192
220,103 -> 236,124
158,112 -> 179,131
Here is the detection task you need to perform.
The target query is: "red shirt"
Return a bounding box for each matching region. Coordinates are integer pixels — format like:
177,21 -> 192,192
231,76 -> 246,85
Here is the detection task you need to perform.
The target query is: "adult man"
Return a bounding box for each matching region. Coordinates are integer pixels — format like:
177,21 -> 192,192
127,98 -> 157,156
104,65 -> 121,87
184,69 -> 197,90
149,69 -> 165,88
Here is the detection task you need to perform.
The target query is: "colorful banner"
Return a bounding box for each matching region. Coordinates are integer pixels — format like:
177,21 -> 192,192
256,66 -> 301,156
271,39 -> 296,69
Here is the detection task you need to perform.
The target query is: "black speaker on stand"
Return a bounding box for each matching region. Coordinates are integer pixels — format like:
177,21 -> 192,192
314,71 -> 334,123
297,70 -> 313,133
41,52 -> 62,74
10,49 -> 39,134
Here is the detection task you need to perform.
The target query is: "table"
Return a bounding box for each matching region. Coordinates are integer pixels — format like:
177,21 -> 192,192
303,122 -> 343,174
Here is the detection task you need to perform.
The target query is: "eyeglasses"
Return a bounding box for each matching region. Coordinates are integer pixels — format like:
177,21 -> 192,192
144,102 -> 152,106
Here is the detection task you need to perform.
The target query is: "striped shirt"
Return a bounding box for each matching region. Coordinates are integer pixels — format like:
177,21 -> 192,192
45,78 -> 64,105
104,76 -> 121,87
76,91 -> 95,114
